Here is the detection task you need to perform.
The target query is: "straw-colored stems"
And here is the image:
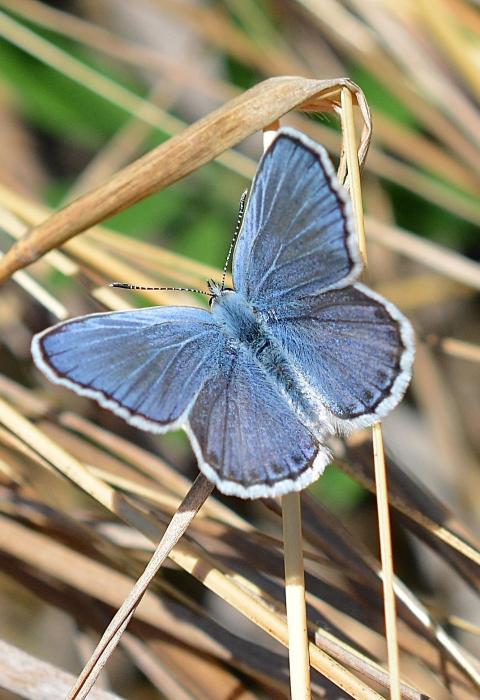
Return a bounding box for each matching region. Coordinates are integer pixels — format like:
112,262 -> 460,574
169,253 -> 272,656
0,639 -> 120,700
67,474 -> 214,700
0,396 -> 383,698
425,334 -> 480,364
340,88 -> 367,262
0,76 -> 369,284
282,492 -> 311,699
341,87 -> 401,700
372,423 -> 401,700
264,122 -> 311,699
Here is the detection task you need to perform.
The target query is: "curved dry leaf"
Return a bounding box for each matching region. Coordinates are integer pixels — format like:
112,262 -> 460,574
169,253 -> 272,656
0,76 -> 370,283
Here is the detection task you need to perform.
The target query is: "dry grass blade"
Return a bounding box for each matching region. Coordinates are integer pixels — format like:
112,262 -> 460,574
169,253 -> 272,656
68,474 -> 214,700
117,633 -> 207,700
5,0 -> 480,228
0,497 -> 279,689
0,253 -> 67,320
0,184 -> 220,306
313,628 -> 425,700
0,76 -> 370,283
296,490 -> 480,692
63,82 -> 180,202
341,86 -> 401,700
0,0 -> 234,102
149,0 -> 308,75
58,412 -> 248,529
0,396 -> 384,698
372,424 -> 401,700
0,7 -> 234,182
424,335 -> 480,364
0,638 -> 123,700
349,0 -> 480,149
261,121 -> 312,699
355,431 -> 480,549
0,405 -> 471,696
282,491 -> 311,699
366,217 -> 480,290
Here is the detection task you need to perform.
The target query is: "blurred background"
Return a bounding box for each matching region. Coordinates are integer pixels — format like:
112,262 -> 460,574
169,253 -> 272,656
0,1 -> 479,698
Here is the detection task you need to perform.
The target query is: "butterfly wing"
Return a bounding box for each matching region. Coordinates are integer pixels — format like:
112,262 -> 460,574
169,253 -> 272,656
187,346 -> 330,499
261,284 -> 415,431
32,306 -> 226,432
232,127 -> 362,308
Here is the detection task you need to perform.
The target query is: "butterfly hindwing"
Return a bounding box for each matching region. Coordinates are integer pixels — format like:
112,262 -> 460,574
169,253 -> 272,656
261,284 -> 414,429
32,306 -> 226,432
187,345 -> 330,498
232,128 -> 362,308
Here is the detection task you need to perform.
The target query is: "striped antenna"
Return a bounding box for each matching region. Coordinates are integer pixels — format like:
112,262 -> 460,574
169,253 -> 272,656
221,189 -> 248,291
109,283 -> 212,296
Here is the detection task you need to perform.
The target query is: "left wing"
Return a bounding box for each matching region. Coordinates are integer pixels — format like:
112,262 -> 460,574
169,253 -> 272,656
232,127 -> 362,309
32,306 -> 225,433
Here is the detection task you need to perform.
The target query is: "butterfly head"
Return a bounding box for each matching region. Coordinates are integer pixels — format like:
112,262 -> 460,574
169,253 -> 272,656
207,279 -> 231,305
207,279 -> 222,297
208,278 -> 239,313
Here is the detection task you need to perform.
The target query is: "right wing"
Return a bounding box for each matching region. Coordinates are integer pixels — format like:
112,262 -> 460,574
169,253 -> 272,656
260,284 -> 414,431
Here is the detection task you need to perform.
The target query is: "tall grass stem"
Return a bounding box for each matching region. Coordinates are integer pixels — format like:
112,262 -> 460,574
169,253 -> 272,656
341,87 -> 401,700
263,122 -> 312,700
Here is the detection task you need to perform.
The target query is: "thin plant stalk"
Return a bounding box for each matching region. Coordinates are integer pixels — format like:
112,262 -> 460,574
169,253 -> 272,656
67,474 -> 214,700
340,87 -> 401,700
263,123 -> 312,700
282,492 -> 312,700
371,423 -> 401,700
0,399 -> 383,699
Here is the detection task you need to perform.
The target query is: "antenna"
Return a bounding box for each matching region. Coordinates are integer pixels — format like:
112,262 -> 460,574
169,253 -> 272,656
221,189 -> 248,291
109,283 -> 212,297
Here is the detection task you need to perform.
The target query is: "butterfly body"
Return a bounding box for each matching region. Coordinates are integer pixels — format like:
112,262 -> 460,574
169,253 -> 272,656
210,287 -> 260,346
32,127 -> 415,499
210,286 -> 322,434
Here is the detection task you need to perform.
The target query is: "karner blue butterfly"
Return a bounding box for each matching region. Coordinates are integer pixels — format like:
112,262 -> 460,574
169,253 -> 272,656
32,127 -> 415,499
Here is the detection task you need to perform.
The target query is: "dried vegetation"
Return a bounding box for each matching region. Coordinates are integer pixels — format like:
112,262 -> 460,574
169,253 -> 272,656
0,1 -> 479,698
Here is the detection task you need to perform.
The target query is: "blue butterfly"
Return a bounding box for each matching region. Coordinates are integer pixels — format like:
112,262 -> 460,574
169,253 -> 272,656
32,128 -> 414,499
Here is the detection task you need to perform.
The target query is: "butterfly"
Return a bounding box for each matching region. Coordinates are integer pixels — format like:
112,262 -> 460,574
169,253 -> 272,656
32,127 -> 414,499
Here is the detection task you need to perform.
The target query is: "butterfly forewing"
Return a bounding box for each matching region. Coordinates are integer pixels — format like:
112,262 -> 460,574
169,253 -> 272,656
232,128 -> 362,308
233,127 -> 414,429
32,306 -> 226,432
